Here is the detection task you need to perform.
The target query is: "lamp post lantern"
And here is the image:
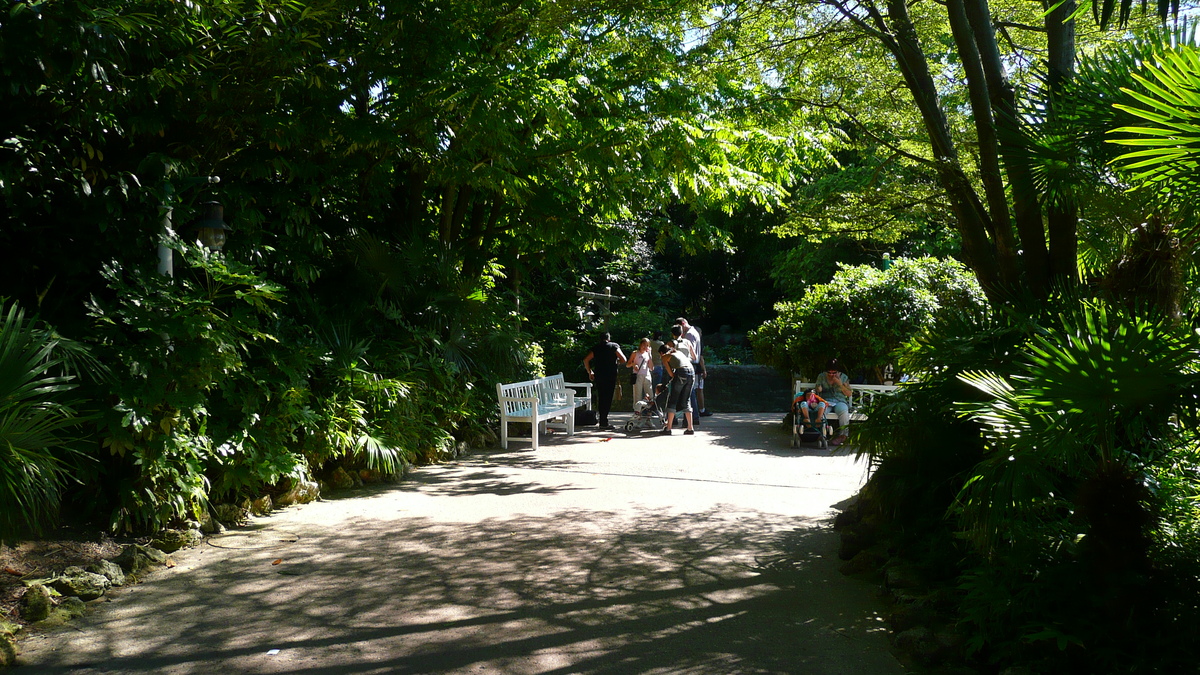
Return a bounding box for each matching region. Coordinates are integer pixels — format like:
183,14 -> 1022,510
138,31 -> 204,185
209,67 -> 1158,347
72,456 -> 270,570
193,201 -> 231,252
577,286 -> 622,332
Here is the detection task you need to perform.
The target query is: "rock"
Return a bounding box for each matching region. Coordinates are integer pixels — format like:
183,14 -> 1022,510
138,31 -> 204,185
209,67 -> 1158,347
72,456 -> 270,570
250,495 -> 273,516
838,527 -> 873,560
885,563 -> 924,590
213,503 -> 248,527
198,509 -> 225,534
329,466 -> 355,490
933,630 -> 967,662
891,588 -> 925,604
381,464 -> 408,484
894,626 -> 940,665
275,479 -> 320,507
893,625 -> 964,667
358,469 -> 382,484
0,632 -> 15,668
833,509 -> 858,530
21,584 -> 52,622
152,527 -> 202,553
838,549 -> 885,576
57,596 -> 86,619
35,596 -> 88,629
87,560 -> 126,587
113,544 -> 168,574
886,603 -> 936,632
474,427 -> 497,448
51,566 -> 111,600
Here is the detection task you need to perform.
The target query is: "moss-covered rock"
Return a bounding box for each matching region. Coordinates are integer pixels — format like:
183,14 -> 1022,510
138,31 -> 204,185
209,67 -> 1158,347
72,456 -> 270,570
152,528 -> 202,553
20,584 -> 52,622
50,567 -> 110,600
87,559 -> 126,587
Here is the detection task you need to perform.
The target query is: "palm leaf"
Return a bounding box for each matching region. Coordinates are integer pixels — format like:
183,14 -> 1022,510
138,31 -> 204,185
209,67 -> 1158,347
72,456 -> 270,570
0,302 -> 96,538
1110,43 -> 1200,200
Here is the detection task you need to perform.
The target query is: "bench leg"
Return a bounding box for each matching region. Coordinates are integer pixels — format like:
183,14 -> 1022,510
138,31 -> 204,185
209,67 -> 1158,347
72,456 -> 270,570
501,419 -> 509,449
567,412 -> 574,436
532,420 -> 541,451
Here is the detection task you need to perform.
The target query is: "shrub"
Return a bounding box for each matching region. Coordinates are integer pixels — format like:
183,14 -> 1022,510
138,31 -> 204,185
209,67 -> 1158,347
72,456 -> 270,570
750,256 -> 984,380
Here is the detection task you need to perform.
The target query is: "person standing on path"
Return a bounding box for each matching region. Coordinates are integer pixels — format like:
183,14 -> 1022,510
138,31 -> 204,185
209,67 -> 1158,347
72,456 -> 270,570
627,338 -> 654,404
658,343 -> 695,435
816,358 -> 853,446
676,317 -> 708,422
583,332 -> 627,430
648,330 -> 665,387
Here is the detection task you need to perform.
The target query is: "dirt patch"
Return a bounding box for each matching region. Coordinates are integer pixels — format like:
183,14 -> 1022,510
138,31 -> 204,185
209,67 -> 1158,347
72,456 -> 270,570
0,532 -> 126,627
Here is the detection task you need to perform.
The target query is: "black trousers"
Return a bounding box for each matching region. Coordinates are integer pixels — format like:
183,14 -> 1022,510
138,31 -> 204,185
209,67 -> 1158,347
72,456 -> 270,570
594,376 -> 616,426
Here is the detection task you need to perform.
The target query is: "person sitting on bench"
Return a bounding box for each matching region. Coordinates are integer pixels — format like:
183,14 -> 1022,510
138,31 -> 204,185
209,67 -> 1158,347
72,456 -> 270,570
815,358 -> 852,446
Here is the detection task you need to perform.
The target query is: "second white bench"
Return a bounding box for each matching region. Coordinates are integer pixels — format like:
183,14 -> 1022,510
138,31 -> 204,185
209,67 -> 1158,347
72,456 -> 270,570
497,373 -> 592,449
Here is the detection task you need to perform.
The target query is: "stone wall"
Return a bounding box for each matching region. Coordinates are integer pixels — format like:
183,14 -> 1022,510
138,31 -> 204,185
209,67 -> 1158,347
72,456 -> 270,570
701,365 -> 791,413
608,364 -> 791,413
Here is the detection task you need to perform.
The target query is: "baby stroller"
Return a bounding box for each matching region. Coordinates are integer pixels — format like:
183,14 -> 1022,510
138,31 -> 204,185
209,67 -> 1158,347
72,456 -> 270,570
624,385 -> 668,434
791,389 -> 829,449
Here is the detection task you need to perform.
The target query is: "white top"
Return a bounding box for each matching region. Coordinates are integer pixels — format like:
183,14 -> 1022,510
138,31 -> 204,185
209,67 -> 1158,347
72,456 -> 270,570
632,350 -> 652,377
684,326 -> 701,358
673,338 -> 696,362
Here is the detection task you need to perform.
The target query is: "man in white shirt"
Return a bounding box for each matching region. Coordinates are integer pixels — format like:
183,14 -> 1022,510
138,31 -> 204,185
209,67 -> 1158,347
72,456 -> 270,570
675,318 -> 709,420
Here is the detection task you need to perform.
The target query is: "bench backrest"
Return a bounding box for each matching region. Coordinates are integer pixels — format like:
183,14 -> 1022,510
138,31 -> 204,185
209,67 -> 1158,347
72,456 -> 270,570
537,372 -> 573,408
498,378 -> 544,416
497,373 -> 574,415
541,372 -> 565,392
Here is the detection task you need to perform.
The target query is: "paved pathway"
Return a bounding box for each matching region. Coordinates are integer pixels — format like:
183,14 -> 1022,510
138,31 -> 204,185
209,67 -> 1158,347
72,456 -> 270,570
19,413 -> 905,674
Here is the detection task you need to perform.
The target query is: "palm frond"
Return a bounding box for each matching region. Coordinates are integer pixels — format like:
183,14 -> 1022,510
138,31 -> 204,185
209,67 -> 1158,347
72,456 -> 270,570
0,302 -> 95,538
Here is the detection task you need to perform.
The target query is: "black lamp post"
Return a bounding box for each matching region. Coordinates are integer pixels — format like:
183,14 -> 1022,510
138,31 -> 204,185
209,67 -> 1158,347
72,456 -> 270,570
193,201 -> 231,251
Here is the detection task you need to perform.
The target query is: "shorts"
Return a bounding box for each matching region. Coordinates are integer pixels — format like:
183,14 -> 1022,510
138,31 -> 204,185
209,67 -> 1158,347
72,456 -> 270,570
692,362 -> 704,390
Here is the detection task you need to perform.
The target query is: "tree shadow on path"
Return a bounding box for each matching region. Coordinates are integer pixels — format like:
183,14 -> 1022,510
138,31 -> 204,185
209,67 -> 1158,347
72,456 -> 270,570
23,506 -> 899,674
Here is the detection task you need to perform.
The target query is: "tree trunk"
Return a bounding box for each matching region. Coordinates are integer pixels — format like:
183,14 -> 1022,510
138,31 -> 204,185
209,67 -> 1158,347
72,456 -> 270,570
946,0 -> 1019,288
963,0 -> 1049,297
1045,0 -> 1079,286
390,163 -> 428,239
448,184 -> 475,243
880,0 -> 1003,298
437,184 -> 458,245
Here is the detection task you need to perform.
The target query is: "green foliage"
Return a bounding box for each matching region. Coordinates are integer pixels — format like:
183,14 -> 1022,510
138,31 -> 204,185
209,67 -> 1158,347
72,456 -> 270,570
750,257 -> 985,380
857,294 -> 1200,670
703,344 -> 754,365
1109,40 -> 1200,207
0,302 -> 104,539
86,245 -> 285,532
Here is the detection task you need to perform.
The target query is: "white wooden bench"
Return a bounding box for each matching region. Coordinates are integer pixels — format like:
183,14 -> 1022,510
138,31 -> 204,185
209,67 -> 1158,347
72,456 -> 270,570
497,373 -> 592,449
791,380 -> 899,448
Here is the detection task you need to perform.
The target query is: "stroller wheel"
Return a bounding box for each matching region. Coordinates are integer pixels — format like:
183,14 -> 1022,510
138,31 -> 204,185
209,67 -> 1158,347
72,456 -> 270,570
624,421 -> 635,433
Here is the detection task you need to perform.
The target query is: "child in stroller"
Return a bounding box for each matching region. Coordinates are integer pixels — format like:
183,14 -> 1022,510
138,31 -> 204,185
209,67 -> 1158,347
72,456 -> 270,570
624,384 -> 668,434
791,388 -> 829,448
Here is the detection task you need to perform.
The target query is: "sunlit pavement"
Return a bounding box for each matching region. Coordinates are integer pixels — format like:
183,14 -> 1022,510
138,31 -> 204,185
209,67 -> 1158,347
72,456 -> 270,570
19,413 -> 905,674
